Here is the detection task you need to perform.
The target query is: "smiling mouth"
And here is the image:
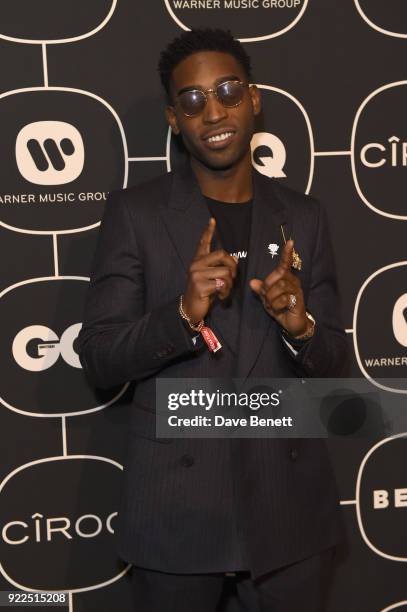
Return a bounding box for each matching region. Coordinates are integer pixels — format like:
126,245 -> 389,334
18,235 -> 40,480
204,131 -> 235,149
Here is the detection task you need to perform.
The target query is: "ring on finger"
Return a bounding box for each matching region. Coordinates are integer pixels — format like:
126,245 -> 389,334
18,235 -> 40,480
215,278 -> 225,290
288,293 -> 297,310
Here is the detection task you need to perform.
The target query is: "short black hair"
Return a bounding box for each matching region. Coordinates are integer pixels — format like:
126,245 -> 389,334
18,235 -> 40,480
158,28 -> 252,101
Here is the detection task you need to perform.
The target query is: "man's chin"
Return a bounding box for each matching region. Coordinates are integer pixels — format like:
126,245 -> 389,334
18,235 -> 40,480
192,151 -> 243,172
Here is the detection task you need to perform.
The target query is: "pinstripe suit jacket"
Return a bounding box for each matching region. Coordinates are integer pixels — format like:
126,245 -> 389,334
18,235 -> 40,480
77,165 -> 348,580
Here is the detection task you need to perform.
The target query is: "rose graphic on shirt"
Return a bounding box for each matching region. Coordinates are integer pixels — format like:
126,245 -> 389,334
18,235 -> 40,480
268,243 -> 279,258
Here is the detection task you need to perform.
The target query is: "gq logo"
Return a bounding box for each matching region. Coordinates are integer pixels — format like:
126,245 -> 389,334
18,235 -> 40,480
251,85 -> 314,193
12,324 -> 82,371
0,277 -> 126,416
353,262 -> 407,393
15,121 -> 84,186
0,456 -> 128,592
352,81 -> 407,219
250,132 -> 287,178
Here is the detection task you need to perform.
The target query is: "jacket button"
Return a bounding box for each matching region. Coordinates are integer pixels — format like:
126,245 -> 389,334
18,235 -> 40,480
180,454 -> 194,467
290,448 -> 299,461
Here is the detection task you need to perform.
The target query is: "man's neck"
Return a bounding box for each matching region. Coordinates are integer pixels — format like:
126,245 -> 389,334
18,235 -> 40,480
190,150 -> 253,203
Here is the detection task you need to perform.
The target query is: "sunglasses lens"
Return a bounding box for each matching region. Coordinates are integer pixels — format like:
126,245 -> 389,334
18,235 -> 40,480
217,81 -> 244,106
178,90 -> 206,116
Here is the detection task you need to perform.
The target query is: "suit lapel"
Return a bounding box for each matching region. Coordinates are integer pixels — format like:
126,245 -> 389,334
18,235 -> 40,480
236,171 -> 288,378
160,167 -> 217,272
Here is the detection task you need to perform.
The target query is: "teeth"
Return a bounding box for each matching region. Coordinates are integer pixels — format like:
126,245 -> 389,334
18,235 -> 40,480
207,132 -> 233,143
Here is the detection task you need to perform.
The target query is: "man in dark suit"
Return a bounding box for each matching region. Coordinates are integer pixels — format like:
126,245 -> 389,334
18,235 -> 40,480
78,28 -> 347,612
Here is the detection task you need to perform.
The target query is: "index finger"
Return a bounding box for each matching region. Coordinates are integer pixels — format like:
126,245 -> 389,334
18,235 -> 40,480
195,217 -> 216,258
278,239 -> 294,272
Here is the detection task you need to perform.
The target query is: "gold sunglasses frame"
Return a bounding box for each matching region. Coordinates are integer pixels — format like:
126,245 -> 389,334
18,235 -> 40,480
174,80 -> 250,117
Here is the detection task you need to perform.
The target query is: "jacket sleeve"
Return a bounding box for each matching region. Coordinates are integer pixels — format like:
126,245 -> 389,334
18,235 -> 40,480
282,198 -> 349,376
77,190 -> 202,390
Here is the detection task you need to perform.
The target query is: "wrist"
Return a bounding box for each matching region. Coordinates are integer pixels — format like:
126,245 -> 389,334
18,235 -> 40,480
179,294 -> 204,332
284,311 -> 316,342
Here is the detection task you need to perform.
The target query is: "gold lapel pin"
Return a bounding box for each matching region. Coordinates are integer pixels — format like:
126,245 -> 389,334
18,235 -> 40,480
280,225 -> 302,271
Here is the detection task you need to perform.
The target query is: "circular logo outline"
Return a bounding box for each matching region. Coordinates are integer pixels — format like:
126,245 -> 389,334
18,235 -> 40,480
0,276 -> 129,417
163,0 -> 309,42
351,80 -> 407,221
355,433 -> 407,562
381,602 -> 407,612
0,0 -> 117,45
353,261 -> 407,394
0,86 -> 128,235
354,0 -> 407,39
0,454 -> 131,594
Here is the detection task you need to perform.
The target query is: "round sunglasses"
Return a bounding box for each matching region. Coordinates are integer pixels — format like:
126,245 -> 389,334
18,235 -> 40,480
174,80 -> 250,117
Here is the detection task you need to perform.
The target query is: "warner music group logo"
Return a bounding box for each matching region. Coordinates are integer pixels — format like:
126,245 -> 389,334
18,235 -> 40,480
15,121 -> 84,186
354,263 -> 407,392
7,118 -> 106,205
171,0 -> 301,6
0,88 -> 127,232
165,0 -> 307,41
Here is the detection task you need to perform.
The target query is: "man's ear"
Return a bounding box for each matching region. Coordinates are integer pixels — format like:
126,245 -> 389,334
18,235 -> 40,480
249,84 -> 261,117
165,105 -> 180,135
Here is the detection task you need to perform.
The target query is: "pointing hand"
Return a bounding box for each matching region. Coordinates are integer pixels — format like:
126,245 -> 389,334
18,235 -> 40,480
249,240 -> 311,338
182,218 -> 238,324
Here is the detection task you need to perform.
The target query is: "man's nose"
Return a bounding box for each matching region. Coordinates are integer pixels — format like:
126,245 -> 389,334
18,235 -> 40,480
202,92 -> 227,123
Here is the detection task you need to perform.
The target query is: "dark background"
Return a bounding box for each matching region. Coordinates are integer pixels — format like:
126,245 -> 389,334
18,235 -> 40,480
0,1 -> 406,610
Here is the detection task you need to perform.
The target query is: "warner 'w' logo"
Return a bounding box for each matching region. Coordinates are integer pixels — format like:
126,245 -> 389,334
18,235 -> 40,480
15,121 -> 85,186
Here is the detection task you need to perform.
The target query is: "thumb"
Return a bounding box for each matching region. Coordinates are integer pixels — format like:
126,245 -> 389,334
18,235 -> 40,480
249,278 -> 264,295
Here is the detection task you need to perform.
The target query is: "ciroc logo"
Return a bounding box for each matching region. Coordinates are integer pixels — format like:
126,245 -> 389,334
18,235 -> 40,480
352,82 -> 407,219
0,456 -> 127,591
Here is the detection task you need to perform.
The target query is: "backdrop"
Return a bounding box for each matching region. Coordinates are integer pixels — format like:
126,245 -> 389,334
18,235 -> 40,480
0,1 -> 406,610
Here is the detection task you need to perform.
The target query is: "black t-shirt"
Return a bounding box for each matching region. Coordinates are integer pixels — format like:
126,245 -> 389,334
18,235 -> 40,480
204,196 -> 252,307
